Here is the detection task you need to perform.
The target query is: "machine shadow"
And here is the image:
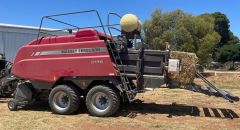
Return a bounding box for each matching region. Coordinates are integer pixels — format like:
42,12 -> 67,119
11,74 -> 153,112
20,101 -> 87,114
20,101 -> 51,112
6,99 -> 239,119
117,99 -> 239,119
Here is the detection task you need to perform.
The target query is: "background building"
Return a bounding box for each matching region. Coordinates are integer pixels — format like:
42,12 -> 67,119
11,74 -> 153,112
0,23 -> 40,62
0,23 -> 67,62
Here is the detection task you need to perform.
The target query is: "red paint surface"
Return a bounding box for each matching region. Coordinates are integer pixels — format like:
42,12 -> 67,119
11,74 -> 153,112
12,29 -> 118,82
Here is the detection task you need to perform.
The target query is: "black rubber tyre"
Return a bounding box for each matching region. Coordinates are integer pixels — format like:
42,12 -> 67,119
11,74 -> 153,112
8,100 -> 17,111
86,85 -> 120,117
49,85 -> 80,115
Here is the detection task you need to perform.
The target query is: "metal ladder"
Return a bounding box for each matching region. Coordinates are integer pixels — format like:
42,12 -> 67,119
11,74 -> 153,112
107,41 -> 136,102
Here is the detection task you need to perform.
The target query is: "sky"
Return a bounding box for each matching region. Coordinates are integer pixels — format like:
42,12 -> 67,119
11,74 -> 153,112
0,0 -> 239,37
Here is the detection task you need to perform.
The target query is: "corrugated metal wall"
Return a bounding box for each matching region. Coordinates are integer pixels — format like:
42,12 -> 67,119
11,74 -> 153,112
4,32 -> 37,61
0,32 -> 3,53
0,26 -> 38,62
0,24 -> 76,62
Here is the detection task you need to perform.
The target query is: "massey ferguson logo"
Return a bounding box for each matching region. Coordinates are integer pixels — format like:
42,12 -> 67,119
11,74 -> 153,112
61,48 -> 103,54
32,47 -> 107,56
61,49 -> 78,54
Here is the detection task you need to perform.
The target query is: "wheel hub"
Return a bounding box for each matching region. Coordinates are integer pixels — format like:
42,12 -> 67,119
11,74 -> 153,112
53,91 -> 70,110
9,102 -> 14,109
92,92 -> 109,111
99,96 -> 107,105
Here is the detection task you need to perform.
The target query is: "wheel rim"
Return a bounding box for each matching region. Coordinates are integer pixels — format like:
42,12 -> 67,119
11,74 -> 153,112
9,102 -> 15,109
53,91 -> 70,111
91,92 -> 110,112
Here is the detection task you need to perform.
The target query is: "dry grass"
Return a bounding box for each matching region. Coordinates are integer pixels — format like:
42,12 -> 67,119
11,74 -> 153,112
0,74 -> 240,130
195,74 -> 240,89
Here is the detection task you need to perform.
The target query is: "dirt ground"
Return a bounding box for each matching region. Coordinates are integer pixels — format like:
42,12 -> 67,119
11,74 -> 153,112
0,75 -> 240,130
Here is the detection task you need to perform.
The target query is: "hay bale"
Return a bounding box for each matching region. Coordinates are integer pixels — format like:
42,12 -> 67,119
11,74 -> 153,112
168,51 -> 198,85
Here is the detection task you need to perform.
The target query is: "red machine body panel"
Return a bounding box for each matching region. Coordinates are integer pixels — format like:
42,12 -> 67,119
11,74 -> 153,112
12,29 -> 119,83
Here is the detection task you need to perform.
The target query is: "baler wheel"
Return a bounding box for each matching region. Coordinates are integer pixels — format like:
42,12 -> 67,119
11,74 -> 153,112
86,85 -> 120,117
8,100 -> 17,111
49,85 -> 80,115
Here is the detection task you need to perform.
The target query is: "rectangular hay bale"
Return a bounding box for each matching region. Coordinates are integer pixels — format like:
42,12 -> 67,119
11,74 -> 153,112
168,51 -> 198,84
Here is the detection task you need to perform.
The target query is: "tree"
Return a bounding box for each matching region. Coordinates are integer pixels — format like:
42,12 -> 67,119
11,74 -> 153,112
143,9 -> 220,66
211,12 -> 231,47
228,32 -> 240,44
211,12 -> 239,46
143,9 -> 164,49
216,44 -> 240,63
198,12 -> 240,62
197,32 -> 221,65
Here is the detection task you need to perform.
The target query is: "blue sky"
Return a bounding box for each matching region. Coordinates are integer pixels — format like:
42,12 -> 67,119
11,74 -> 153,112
0,0 -> 239,37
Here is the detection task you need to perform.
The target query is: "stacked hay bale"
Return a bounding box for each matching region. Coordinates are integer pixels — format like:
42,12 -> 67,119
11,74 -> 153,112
168,51 -> 198,86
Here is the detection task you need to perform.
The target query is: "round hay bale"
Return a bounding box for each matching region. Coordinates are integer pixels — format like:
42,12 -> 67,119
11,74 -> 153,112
168,51 -> 198,85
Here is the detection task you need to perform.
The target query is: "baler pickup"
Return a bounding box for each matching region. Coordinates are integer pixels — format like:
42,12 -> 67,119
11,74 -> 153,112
186,72 -> 239,103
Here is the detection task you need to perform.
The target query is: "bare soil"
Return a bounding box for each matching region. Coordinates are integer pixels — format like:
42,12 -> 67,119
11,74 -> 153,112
0,75 -> 240,130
